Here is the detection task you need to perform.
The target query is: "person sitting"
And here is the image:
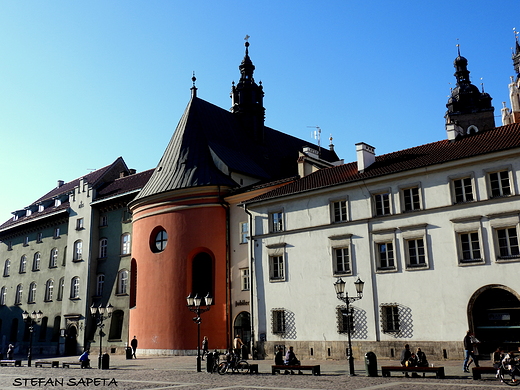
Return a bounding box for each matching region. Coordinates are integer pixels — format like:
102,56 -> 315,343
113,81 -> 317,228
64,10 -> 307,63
407,352 -> 420,377
284,346 -> 302,374
79,349 -> 90,368
416,348 -> 428,367
275,346 -> 284,365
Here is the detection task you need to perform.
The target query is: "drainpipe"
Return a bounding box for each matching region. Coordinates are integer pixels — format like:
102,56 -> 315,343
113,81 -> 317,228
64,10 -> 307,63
218,187 -> 232,349
243,203 -> 256,359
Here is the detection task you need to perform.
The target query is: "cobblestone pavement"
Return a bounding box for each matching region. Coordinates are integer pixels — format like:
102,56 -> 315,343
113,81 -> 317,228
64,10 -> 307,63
0,355 -> 507,390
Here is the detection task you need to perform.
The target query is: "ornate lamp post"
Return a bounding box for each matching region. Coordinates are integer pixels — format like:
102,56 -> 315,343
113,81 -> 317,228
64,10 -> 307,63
90,303 -> 113,369
186,292 -> 213,372
22,310 -> 43,367
334,277 -> 364,376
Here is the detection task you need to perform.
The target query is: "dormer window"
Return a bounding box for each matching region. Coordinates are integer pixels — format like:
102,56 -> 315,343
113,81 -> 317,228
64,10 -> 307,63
38,204 -> 44,212
26,209 -> 32,217
54,199 -> 61,207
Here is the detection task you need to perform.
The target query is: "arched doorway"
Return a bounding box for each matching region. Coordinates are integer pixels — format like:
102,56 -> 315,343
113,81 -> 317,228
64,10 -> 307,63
234,312 -> 251,357
64,325 -> 78,356
469,285 -> 520,354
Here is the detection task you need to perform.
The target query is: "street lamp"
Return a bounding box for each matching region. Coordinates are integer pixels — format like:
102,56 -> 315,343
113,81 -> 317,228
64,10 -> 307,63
186,292 -> 213,372
22,310 -> 43,367
90,303 -> 113,369
334,277 -> 364,376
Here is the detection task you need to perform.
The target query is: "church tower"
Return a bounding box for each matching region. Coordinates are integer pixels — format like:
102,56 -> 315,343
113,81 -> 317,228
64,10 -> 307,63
445,47 -> 495,139
502,34 -> 520,125
230,38 -> 265,142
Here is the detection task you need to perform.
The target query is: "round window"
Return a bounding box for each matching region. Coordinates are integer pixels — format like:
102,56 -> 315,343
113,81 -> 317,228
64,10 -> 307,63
150,228 -> 168,253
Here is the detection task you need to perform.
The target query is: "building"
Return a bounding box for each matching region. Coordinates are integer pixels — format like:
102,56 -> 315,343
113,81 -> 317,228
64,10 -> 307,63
0,157 -> 152,357
241,48 -> 520,361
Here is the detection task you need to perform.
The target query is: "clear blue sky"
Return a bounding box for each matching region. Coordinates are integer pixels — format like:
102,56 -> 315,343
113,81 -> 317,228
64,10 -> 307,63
0,1 -> 518,222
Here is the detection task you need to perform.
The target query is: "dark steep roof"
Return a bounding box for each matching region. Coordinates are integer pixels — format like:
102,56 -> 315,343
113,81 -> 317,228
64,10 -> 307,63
134,96 -> 339,202
95,169 -> 154,201
245,123 -> 520,203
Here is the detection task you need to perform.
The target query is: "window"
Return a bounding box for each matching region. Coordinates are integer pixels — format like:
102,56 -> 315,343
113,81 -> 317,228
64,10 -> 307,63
241,268 -> 250,291
270,211 -> 284,233
240,222 -> 249,244
99,238 -> 108,259
7,241 -> 12,251
489,170 -> 512,198
496,227 -> 520,260
406,238 -> 426,267
28,282 -> 36,303
381,305 -> 400,333
53,227 -> 60,239
272,309 -> 286,334
269,255 -> 285,281
402,187 -> 421,212
333,247 -> 350,275
0,286 -> 6,306
19,255 -> 27,273
100,215 -> 108,227
96,274 -> 105,297
57,277 -> 64,301
332,200 -> 347,222
373,192 -> 391,216
45,280 -> 54,301
73,240 -> 82,261
377,242 -> 395,270
453,177 -> 474,203
117,269 -> 129,295
70,277 -> 80,299
32,252 -> 41,271
15,284 -> 23,305
23,236 -> 29,246
36,232 -> 43,243
76,218 -> 84,230
121,233 -> 131,255
3,259 -> 10,277
458,232 -> 482,263
49,248 -> 58,268
153,230 -> 167,252
122,208 -> 132,223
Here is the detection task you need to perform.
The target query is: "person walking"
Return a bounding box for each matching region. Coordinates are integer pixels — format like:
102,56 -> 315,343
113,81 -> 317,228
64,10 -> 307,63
131,336 -> 138,359
201,336 -> 209,360
233,335 -> 244,359
463,331 -> 478,372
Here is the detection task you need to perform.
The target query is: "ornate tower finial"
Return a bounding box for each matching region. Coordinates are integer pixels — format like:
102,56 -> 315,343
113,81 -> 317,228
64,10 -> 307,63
191,71 -> 197,98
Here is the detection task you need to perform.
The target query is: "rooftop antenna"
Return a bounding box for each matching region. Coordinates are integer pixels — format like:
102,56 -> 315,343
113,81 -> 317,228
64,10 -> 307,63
307,125 -> 322,155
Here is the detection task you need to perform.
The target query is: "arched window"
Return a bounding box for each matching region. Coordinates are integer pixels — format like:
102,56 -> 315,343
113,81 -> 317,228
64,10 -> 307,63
96,274 -> 105,297
33,252 -> 41,271
73,240 -> 83,261
51,316 -> 61,341
108,310 -> 124,340
70,277 -> 80,299
39,317 -> 48,341
28,282 -> 37,303
121,233 -> 131,255
57,277 -> 64,301
99,238 -> 108,259
45,279 -> 54,301
117,269 -> 129,295
10,318 -> 18,342
0,286 -> 6,306
19,256 -> 27,273
3,259 -> 10,277
192,252 -> 213,300
49,248 -> 58,268
15,284 -> 23,305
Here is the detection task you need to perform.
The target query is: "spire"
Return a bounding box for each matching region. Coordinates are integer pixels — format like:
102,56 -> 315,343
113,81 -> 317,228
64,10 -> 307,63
230,36 -> 265,142
513,28 -> 520,79
191,72 -> 197,98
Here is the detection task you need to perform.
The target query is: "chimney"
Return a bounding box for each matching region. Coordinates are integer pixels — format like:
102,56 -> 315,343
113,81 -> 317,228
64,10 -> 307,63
57,180 -> 64,188
356,142 -> 375,172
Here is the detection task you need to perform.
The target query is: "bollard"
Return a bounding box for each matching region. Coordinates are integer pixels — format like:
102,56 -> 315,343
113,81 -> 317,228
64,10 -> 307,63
364,351 -> 378,377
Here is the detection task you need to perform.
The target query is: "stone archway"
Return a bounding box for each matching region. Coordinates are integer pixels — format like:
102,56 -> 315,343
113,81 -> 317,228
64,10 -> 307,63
468,284 -> 520,355
233,312 -> 251,357
64,325 -> 78,356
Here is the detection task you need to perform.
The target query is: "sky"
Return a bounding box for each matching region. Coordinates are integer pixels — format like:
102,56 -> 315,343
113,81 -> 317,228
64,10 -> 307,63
0,1 -> 518,222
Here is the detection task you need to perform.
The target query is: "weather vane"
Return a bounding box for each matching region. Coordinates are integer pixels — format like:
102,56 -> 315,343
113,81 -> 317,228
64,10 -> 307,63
244,35 -> 250,42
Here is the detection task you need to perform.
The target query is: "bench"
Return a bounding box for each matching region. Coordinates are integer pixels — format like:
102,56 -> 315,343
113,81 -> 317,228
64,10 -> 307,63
35,361 -> 60,368
249,363 -> 258,374
0,360 -> 22,367
472,366 -> 497,380
272,365 -> 321,376
62,362 -> 83,368
381,365 -> 445,379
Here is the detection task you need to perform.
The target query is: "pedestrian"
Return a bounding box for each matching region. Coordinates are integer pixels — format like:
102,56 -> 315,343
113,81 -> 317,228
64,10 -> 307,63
416,347 -> 428,367
131,335 -> 138,359
6,344 -> 14,359
463,331 -> 479,372
201,336 -> 208,360
78,349 -> 90,368
493,347 -> 504,378
284,346 -> 302,374
275,346 -> 284,365
233,335 -> 244,359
